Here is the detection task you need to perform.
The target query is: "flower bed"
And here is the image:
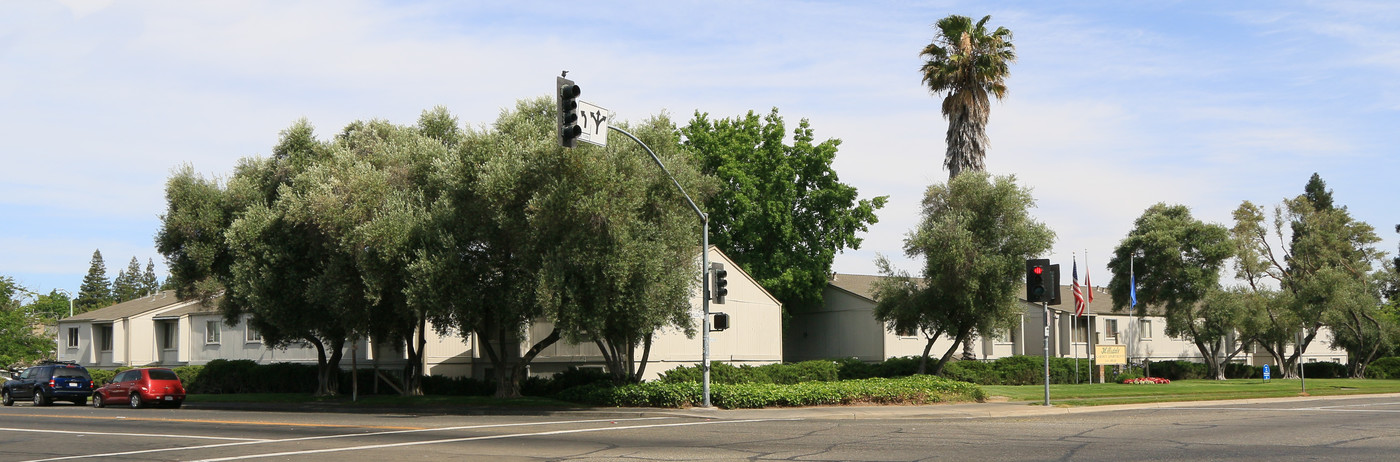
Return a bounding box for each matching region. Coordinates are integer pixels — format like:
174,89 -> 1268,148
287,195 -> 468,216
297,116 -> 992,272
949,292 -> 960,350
1122,377 -> 1171,385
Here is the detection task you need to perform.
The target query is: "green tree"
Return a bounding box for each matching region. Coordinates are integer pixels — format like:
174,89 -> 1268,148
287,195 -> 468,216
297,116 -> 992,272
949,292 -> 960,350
1192,287 -> 1262,379
540,115 -> 712,385
1,277 -> 51,369
1107,204 -> 1233,379
920,14 -> 1015,179
112,256 -> 143,302
158,120 -> 359,396
416,99 -> 713,394
872,172 -> 1053,375
1230,174 -> 1384,377
681,108 -> 886,313
75,249 -> 112,313
24,290 -> 72,321
140,259 -> 160,296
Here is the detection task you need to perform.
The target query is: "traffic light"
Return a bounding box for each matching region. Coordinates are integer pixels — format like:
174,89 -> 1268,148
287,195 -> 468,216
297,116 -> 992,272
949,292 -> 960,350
712,312 -> 730,331
710,262 -> 728,304
1046,264 -> 1062,306
557,76 -> 582,148
1026,259 -> 1049,302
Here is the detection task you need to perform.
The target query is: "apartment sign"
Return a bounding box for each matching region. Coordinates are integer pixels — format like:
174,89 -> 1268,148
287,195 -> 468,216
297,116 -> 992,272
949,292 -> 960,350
1096,344 -> 1127,365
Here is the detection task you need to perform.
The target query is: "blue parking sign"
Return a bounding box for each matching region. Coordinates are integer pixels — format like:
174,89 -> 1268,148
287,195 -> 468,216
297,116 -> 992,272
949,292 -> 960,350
1263,364 -> 1271,381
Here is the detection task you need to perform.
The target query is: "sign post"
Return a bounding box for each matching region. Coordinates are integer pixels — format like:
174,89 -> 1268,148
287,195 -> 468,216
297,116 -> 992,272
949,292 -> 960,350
1096,344 -> 1127,382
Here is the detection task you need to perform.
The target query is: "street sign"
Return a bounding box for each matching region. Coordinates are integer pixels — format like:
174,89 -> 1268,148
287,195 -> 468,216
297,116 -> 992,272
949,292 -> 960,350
576,101 -> 609,147
1263,364 -> 1271,381
1096,344 -> 1127,365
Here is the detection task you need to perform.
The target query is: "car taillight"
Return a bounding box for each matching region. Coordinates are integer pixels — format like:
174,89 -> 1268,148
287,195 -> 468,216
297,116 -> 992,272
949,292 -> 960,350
49,378 -> 55,387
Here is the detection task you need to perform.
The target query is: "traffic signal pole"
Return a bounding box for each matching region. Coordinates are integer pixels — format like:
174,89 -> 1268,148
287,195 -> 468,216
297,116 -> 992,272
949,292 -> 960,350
607,125 -> 714,408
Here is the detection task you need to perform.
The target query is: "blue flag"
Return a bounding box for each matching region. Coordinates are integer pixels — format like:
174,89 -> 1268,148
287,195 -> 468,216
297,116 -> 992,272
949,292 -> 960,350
1130,273 -> 1137,309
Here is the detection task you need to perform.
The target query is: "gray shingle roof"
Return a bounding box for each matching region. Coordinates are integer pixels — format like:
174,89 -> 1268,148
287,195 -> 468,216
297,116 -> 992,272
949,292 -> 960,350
828,273 -> 1145,315
60,291 -> 184,322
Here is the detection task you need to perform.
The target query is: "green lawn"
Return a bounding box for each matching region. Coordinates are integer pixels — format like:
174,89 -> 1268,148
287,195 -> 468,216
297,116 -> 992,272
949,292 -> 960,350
983,378 -> 1400,406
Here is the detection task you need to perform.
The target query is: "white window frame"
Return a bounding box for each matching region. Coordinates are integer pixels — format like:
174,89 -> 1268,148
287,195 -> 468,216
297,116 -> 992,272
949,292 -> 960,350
245,324 -> 262,344
66,327 -> 79,348
1138,319 -> 1152,339
205,320 -> 221,344
1103,319 -> 1120,344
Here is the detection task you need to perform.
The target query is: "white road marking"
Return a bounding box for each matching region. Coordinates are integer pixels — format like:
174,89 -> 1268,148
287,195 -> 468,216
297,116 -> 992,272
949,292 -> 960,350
19,417 -> 673,462
1171,404 -> 1400,413
195,418 -> 793,461
0,427 -> 267,442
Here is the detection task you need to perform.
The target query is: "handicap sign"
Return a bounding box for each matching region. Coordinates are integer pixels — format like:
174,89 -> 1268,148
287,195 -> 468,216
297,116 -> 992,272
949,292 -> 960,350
1263,364 -> 1271,381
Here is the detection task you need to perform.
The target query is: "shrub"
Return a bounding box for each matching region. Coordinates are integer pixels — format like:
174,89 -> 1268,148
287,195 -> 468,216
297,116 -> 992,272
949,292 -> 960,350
558,375 -> 986,409
1223,363 -> 1256,379
658,361 -> 843,385
1302,361 -> 1347,379
422,374 -> 495,396
522,367 -> 611,396
1148,360 -> 1207,381
1365,357 -> 1400,379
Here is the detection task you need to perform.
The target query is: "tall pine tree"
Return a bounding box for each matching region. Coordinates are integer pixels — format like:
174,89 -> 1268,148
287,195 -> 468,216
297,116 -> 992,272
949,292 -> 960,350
140,259 -> 161,296
112,257 -> 143,303
75,249 -> 113,313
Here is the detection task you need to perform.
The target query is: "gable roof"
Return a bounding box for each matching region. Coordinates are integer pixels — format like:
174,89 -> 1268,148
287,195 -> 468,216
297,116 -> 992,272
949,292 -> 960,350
60,290 -> 185,322
828,273 -> 887,301
705,246 -> 783,308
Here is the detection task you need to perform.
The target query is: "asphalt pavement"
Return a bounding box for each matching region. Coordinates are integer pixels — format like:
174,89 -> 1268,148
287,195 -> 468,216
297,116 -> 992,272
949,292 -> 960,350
185,391 -> 1400,421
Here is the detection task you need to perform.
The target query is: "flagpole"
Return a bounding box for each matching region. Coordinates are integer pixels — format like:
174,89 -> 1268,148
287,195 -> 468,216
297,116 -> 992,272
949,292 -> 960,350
1072,254 -> 1079,384
1087,250 -> 1096,383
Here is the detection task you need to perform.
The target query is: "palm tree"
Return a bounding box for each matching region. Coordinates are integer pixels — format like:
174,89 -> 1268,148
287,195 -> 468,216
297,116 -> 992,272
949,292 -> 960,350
921,15 -> 1014,360
920,14 -> 1015,179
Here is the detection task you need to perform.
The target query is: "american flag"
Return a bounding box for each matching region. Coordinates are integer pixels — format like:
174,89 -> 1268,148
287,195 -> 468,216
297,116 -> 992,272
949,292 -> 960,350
1072,260 -> 1086,316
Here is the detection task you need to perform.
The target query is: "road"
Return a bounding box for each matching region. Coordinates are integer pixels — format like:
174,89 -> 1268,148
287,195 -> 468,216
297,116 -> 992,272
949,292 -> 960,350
4,395 -> 1400,461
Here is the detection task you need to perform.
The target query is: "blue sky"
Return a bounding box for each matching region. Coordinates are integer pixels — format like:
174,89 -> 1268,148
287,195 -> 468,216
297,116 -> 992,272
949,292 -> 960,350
2,1 -> 1396,300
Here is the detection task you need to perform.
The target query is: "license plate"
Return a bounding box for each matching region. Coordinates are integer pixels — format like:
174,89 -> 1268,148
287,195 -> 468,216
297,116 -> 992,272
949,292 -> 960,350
68,383 -> 78,388
164,396 -> 173,401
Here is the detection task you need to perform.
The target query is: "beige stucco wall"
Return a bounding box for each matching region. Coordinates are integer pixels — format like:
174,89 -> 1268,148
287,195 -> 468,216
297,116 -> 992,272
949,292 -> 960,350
784,286 -> 885,363
528,247 -> 784,381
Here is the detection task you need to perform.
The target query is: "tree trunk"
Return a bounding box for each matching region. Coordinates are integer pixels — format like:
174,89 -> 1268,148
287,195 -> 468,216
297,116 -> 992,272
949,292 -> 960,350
930,329 -> 971,376
312,336 -> 345,397
633,334 -> 653,383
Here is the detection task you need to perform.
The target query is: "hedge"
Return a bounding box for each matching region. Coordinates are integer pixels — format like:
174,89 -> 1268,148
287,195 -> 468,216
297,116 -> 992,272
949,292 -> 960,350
557,375 -> 987,409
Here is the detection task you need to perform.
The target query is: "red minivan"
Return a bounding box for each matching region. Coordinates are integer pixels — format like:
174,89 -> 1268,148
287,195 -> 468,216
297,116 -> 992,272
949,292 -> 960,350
92,368 -> 186,409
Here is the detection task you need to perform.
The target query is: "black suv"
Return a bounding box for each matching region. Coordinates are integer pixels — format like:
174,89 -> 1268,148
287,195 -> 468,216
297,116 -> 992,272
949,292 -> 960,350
2,361 -> 94,406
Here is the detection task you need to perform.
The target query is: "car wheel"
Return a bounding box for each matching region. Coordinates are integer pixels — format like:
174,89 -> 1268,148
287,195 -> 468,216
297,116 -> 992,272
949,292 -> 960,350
32,389 -> 48,406
92,394 -> 104,408
129,394 -> 143,409
1,389 -> 12,406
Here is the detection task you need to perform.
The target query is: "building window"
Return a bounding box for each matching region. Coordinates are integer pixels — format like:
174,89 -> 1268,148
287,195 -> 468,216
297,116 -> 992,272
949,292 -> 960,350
1072,316 -> 1089,343
98,325 -> 113,351
205,321 -> 221,344
1103,319 -> 1119,344
67,327 -> 79,348
1138,319 -> 1152,339
245,325 -> 262,343
161,322 -> 177,350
